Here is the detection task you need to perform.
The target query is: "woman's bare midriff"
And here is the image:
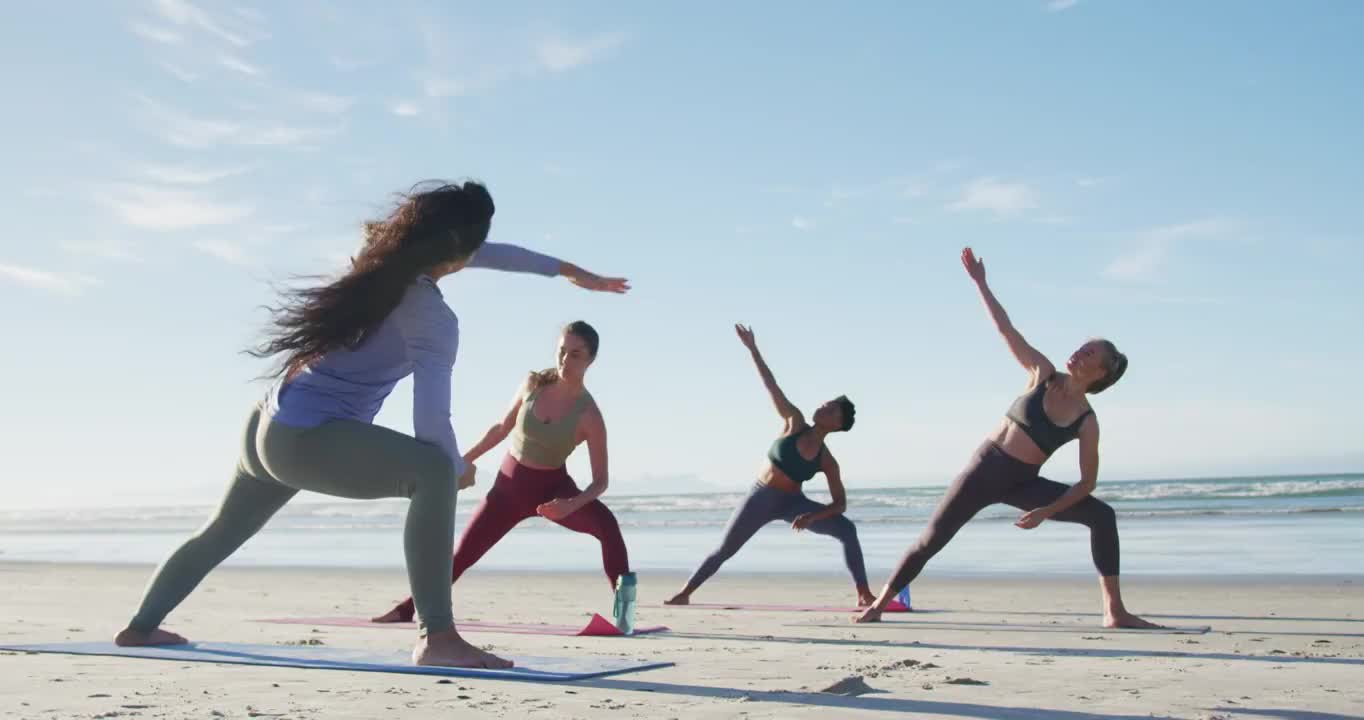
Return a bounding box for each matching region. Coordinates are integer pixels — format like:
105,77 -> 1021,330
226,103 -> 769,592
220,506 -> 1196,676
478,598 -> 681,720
757,464 -> 802,494
985,419 -> 1049,466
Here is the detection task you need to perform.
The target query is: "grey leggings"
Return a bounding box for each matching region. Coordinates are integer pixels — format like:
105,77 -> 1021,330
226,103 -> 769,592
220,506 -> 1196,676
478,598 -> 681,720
128,404 -> 460,635
883,441 -> 1120,597
685,484 -> 869,591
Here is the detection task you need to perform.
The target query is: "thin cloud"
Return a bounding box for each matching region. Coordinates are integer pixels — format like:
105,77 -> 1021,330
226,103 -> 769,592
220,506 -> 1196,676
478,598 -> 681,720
0,263 -> 100,296
535,31 -> 628,73
420,27 -> 629,101
193,239 -> 253,266
133,95 -> 338,149
392,100 -> 421,117
152,0 -> 265,48
1046,0 -> 1080,11
1104,218 -> 1241,281
947,177 -> 1040,215
135,163 -> 251,185
135,96 -> 239,148
129,21 -> 183,45
219,53 -> 263,76
297,92 -> 354,115
60,239 -> 142,263
94,184 -> 254,231
159,62 -> 198,83
792,217 -> 813,231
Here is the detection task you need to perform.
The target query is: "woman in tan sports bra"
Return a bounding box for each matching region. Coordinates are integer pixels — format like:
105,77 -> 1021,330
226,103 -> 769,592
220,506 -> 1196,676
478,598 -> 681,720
373,321 -> 630,623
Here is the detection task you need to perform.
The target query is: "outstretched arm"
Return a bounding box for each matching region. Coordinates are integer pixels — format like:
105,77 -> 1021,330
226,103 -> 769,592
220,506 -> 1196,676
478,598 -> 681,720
735,324 -> 806,430
961,247 -> 1054,379
462,379 -> 528,467
537,406 -> 608,520
1015,417 -> 1100,529
467,243 -> 630,294
793,451 -> 848,530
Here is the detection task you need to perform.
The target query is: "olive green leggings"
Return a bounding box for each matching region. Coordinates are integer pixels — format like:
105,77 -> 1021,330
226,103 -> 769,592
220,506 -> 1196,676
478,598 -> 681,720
127,404 -> 459,635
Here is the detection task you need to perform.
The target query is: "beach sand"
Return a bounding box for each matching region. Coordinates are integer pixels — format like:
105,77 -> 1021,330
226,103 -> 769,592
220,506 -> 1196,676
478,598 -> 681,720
1,562 -> 1359,719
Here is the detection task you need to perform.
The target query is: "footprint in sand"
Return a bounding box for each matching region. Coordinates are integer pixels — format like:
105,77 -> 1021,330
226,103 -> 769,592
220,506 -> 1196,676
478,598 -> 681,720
944,677 -> 989,686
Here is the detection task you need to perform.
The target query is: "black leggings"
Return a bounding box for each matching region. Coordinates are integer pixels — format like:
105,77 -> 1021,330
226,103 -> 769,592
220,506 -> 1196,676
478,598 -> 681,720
885,441 -> 1119,595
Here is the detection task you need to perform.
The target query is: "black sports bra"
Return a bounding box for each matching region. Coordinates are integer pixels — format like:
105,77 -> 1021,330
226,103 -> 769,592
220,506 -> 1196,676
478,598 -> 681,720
1005,373 -> 1093,455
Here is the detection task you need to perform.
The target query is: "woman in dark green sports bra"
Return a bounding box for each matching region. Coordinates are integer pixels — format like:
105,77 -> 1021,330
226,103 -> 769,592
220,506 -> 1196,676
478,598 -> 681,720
666,324 -> 874,607
856,248 -> 1160,629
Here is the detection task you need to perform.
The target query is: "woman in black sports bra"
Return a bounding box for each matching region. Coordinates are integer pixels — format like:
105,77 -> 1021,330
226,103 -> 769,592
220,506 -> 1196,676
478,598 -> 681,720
856,247 -> 1161,629
665,324 -> 874,607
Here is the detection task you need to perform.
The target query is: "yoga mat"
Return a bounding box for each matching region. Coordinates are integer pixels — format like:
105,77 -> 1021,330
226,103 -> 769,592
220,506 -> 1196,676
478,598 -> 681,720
0,641 -> 673,681
793,620 -> 1212,635
658,599 -> 911,613
256,613 -> 670,637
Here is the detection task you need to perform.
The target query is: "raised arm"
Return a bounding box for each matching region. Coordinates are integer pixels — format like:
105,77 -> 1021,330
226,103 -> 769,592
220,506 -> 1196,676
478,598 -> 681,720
735,324 -> 806,430
792,450 -> 848,529
961,247 -> 1054,379
536,404 -> 609,520
468,242 -> 630,294
1015,417 -> 1100,529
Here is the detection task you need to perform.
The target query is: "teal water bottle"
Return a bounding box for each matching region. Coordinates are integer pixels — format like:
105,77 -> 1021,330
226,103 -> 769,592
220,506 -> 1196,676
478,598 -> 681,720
613,572 -> 637,635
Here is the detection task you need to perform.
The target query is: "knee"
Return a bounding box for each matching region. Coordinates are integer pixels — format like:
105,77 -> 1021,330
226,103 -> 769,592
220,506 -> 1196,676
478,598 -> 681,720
408,451 -> 458,499
831,517 -> 859,543
1088,500 -> 1117,530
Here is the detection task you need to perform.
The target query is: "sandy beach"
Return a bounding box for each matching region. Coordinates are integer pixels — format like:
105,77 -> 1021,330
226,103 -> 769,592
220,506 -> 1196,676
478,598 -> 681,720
1,562 -> 1359,719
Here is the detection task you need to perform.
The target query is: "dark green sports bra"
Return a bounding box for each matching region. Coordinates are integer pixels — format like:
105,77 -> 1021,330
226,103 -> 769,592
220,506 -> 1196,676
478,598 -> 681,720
767,427 -> 824,483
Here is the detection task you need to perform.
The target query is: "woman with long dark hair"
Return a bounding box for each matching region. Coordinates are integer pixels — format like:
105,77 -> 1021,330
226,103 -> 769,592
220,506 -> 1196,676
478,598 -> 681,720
111,180 -> 630,668
855,248 -> 1158,628
372,320 -> 634,625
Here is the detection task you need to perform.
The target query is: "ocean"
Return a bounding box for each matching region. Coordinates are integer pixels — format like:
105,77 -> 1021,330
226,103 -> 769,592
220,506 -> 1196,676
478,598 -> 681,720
2,474 -> 1360,578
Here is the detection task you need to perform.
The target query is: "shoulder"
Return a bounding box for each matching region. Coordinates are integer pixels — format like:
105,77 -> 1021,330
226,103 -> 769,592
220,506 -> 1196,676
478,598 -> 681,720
1078,411 -> 1100,439
396,279 -> 458,349
581,391 -> 602,419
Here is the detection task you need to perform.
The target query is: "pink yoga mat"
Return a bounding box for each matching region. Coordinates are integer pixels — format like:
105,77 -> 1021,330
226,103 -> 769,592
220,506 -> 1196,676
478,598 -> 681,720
656,599 -> 911,613
257,614 -> 669,637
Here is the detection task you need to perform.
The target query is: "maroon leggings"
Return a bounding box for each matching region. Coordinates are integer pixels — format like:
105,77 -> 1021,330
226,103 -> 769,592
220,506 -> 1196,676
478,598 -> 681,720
389,454 -> 629,620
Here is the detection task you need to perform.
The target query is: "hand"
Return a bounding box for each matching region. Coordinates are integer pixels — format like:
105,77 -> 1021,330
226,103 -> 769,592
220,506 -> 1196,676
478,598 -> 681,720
961,247 -> 986,284
734,323 -> 757,351
457,462 -> 477,490
564,264 -> 631,294
536,498 -> 577,521
1014,508 -> 1051,530
792,513 -> 816,531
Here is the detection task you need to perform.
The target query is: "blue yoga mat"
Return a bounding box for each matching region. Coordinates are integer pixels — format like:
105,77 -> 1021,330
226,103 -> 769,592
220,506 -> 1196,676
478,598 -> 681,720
0,641 -> 673,682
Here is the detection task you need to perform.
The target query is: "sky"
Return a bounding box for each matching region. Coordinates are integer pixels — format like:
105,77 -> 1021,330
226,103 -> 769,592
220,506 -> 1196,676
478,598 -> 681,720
1,0 -> 1362,509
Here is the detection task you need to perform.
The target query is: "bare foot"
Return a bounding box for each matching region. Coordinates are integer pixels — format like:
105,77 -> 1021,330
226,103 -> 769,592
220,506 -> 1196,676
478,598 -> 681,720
413,631 -> 513,669
852,606 -> 884,624
371,606 -> 411,624
857,590 -> 877,607
663,593 -> 690,606
115,627 -> 188,647
1104,610 -> 1165,630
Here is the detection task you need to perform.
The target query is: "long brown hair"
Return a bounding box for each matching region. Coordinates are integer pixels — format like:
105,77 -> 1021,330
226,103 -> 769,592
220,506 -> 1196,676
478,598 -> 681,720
527,321 -> 600,391
249,180 -> 495,379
